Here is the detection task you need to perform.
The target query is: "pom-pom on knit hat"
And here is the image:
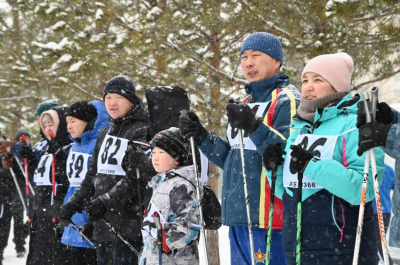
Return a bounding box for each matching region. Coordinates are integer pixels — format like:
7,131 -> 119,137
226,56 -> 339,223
65,101 -> 97,123
151,127 -> 189,165
240,32 -> 284,66
103,75 -> 139,105
301,52 -> 354,93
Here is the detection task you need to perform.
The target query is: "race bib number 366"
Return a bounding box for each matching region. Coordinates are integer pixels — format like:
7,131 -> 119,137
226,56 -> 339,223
97,135 -> 128,176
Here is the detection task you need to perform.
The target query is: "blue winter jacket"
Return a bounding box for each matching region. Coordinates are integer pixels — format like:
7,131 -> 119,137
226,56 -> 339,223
267,94 -> 385,261
383,108 -> 400,247
61,101 -> 109,248
198,73 -> 300,228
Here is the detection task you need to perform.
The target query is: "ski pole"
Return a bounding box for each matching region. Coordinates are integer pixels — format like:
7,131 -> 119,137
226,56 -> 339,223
238,129 -> 255,265
367,89 -> 390,265
70,222 -> 96,248
296,172 -> 303,265
266,166 -> 277,265
153,212 -> 163,265
101,218 -> 140,257
189,135 -> 210,265
136,167 -> 144,222
14,157 -> 35,196
9,167 -> 27,212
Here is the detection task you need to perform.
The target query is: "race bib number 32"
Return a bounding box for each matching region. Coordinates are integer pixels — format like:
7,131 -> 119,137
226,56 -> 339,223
97,135 -> 128,176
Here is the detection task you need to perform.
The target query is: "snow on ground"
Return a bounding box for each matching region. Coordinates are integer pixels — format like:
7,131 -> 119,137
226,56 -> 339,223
3,222 -> 230,265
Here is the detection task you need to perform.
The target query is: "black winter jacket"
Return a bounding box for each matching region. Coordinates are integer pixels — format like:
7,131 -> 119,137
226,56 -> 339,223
32,106 -> 72,242
70,103 -> 150,243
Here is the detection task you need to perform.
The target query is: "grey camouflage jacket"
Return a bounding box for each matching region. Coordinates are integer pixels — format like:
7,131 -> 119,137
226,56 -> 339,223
140,165 -> 203,265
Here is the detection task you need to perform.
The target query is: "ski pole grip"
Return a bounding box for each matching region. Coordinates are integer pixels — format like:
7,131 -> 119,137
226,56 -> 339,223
371,87 -> 379,121
360,92 -> 372,123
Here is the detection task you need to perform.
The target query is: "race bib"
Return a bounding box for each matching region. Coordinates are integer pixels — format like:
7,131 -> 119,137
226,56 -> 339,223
34,139 -> 47,152
142,203 -> 166,243
66,152 -> 91,187
227,102 -> 269,150
34,154 -> 53,186
97,134 -> 128,176
283,134 -> 339,189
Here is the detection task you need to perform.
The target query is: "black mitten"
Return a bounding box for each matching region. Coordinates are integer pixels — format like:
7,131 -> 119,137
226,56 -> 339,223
126,145 -> 145,168
357,122 -> 392,156
226,100 -> 262,134
263,143 -> 286,171
179,111 -> 208,146
357,101 -> 394,128
290,145 -> 314,173
80,221 -> 94,239
20,145 -> 37,165
59,202 -> 82,223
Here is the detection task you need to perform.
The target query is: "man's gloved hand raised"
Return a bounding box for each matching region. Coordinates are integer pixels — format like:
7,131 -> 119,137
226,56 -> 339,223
126,145 -> 145,168
356,101 -> 394,128
226,99 -> 262,134
262,142 -> 286,171
290,145 -> 314,174
179,111 -> 208,146
85,198 -> 107,221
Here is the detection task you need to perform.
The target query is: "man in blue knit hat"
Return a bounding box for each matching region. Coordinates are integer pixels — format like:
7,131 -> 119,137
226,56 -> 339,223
180,32 -> 300,264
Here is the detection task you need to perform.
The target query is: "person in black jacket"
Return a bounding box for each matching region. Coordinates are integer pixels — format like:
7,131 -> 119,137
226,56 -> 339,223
27,106 -> 72,265
60,75 -> 150,265
0,162 -> 15,264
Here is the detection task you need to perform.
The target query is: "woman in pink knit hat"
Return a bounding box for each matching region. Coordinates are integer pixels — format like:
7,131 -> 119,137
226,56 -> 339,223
262,53 -> 385,264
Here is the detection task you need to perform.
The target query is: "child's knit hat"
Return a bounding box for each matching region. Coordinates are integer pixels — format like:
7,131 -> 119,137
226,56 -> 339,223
151,127 -> 188,165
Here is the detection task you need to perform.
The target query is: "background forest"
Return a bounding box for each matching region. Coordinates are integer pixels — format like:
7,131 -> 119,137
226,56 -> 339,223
1,1 -> 399,263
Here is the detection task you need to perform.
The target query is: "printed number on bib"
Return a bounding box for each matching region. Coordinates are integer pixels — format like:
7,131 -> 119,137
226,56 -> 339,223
227,102 -> 268,150
283,134 -> 339,189
66,152 -> 91,187
97,135 -> 128,176
142,203 -> 166,243
34,154 -> 53,186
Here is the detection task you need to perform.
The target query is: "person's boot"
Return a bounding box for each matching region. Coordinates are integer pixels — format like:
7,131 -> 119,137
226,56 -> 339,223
16,245 -> 26,258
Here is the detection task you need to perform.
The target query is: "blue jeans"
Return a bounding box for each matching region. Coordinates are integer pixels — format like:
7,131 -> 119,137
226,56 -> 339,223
96,240 -> 140,265
229,226 -> 287,265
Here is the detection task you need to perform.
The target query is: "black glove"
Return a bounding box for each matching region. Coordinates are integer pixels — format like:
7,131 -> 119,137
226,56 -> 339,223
179,111 -> 209,146
19,145 -> 37,164
59,202 -> 82,223
290,145 -> 314,174
86,198 -> 107,221
263,143 -> 286,171
54,220 -> 69,239
226,100 -> 262,134
357,101 -> 394,128
80,221 -> 94,239
126,145 -> 145,168
357,122 -> 392,156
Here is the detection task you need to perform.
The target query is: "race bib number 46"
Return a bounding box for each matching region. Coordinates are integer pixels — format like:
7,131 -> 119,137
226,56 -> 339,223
97,135 -> 128,176
283,134 -> 339,189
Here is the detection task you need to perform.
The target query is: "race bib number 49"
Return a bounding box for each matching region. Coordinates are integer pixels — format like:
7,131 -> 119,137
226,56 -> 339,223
66,152 -> 91,187
97,135 -> 128,176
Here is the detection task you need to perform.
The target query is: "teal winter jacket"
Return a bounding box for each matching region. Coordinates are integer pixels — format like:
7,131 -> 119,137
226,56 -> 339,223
267,93 -> 385,261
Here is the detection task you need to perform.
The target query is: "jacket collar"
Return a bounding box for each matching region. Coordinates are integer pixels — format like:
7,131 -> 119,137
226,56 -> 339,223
244,73 -> 290,102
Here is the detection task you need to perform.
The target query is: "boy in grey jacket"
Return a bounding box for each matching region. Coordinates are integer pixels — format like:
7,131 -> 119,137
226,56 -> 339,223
140,127 -> 202,265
